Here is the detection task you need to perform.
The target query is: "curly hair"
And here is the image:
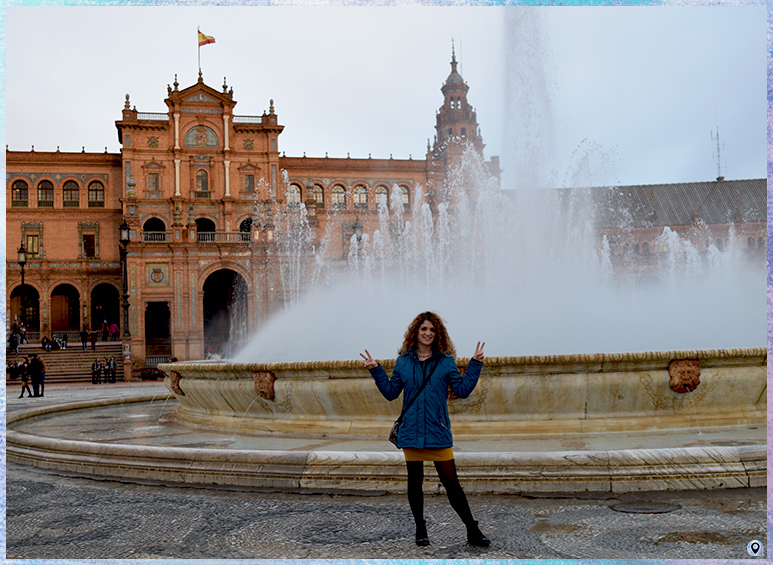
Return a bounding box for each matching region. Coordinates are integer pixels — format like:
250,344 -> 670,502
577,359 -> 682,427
398,311 -> 456,357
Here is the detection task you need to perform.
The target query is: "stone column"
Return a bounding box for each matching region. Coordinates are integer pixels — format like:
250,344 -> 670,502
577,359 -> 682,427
223,115 -> 230,151
224,160 -> 231,197
174,159 -> 181,197
174,113 -> 181,149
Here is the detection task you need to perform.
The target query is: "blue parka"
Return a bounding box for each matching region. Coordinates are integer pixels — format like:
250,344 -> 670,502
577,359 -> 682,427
369,350 -> 483,449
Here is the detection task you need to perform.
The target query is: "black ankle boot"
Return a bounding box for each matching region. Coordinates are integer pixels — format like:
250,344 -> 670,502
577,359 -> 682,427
415,520 -> 430,546
466,521 -> 490,547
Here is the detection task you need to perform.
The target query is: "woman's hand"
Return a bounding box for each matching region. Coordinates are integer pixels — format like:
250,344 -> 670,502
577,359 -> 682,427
360,350 -> 378,370
473,341 -> 485,362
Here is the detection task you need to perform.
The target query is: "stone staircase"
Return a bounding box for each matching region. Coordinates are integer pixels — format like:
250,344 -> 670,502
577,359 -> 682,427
6,342 -> 124,385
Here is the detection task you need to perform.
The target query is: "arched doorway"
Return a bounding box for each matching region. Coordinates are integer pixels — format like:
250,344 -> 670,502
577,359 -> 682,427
145,302 -> 171,362
10,284 -> 41,330
90,283 -> 120,334
203,269 -> 248,358
50,284 -> 80,332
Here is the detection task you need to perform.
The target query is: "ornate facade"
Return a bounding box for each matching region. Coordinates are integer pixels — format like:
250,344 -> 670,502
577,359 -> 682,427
6,52 -> 765,376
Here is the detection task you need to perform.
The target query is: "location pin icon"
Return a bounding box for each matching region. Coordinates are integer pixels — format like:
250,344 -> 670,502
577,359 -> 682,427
748,540 -> 763,556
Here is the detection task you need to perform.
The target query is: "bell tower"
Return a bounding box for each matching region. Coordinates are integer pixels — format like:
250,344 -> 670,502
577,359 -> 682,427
431,41 -> 485,158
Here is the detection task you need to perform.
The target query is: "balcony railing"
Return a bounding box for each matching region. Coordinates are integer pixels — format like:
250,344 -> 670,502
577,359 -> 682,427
233,115 -> 263,124
140,231 -> 251,243
197,232 -> 252,243
142,231 -> 171,242
137,112 -> 169,121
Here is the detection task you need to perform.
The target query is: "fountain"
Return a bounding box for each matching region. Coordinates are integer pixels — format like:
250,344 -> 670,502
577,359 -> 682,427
7,12 -> 765,494
151,147 -> 765,492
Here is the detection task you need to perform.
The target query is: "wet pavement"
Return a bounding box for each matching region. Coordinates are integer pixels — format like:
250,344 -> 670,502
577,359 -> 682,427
7,382 -> 766,454
5,383 -> 768,559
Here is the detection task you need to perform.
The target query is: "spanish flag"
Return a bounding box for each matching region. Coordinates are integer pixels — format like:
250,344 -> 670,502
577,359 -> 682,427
198,30 -> 215,47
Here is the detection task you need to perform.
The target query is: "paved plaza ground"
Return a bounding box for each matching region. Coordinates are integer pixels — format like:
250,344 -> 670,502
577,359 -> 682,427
5,382 -> 768,560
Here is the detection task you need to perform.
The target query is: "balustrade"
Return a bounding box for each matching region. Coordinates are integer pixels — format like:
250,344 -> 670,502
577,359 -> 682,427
140,231 -> 251,243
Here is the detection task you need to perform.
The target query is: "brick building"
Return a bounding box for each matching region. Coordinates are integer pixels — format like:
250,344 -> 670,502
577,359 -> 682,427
6,51 -> 765,376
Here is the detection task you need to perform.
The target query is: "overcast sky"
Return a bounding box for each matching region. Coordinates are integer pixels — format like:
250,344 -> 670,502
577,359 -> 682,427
5,4 -> 766,189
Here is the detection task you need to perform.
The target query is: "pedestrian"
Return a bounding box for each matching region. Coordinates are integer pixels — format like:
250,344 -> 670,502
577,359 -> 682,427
360,311 -> 489,548
102,357 -> 111,383
101,320 -> 109,342
91,358 -> 103,384
108,356 -> 117,383
80,327 -> 89,350
19,322 -> 27,344
110,322 -> 119,341
9,331 -> 19,355
90,331 -> 97,352
18,362 -> 32,398
61,334 -> 68,349
38,355 -> 46,397
27,353 -> 44,397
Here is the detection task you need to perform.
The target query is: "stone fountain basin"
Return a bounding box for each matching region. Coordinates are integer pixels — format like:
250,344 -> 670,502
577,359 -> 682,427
160,348 -> 766,438
6,347 -> 765,495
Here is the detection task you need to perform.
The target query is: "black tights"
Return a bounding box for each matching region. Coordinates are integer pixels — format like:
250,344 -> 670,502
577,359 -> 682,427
406,459 -> 475,527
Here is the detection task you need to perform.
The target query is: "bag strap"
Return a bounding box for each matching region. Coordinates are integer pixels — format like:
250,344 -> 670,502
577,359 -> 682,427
396,355 -> 441,424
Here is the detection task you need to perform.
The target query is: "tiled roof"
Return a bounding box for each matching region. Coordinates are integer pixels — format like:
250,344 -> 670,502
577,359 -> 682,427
547,178 -> 766,229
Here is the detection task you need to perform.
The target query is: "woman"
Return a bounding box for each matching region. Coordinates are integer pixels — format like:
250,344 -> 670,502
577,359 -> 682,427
91,358 -> 102,385
360,311 -> 489,548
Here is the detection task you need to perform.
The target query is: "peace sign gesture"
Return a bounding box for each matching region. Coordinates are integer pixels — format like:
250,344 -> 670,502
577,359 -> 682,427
472,341 -> 485,362
360,349 -> 378,370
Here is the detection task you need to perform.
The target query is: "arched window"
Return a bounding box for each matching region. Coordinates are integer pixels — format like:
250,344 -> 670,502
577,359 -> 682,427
748,237 -> 755,249
12,180 -> 28,207
758,237 -> 765,249
715,238 -> 723,251
287,184 -> 301,206
353,185 -> 368,208
196,170 -> 209,195
332,185 -> 346,209
37,180 -> 54,207
142,218 -> 167,242
400,185 -> 410,209
642,242 -> 649,255
63,180 -> 79,207
88,181 -> 104,208
196,218 -> 217,242
310,184 -> 324,209
374,185 -> 389,209
239,218 -> 253,241
623,243 -> 630,255
143,217 -> 166,232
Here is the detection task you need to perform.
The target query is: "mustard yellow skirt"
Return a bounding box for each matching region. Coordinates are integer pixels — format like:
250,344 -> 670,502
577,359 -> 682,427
403,447 -> 454,462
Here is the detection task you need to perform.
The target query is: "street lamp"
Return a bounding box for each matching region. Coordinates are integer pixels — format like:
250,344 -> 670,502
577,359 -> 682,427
17,240 -> 27,327
119,220 -> 131,338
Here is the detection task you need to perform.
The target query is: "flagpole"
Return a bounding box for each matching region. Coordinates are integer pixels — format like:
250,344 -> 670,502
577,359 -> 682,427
197,27 -> 201,74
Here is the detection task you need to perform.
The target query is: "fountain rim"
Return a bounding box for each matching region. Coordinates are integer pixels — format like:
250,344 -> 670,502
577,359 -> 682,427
159,346 -> 766,373
6,392 -> 766,494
